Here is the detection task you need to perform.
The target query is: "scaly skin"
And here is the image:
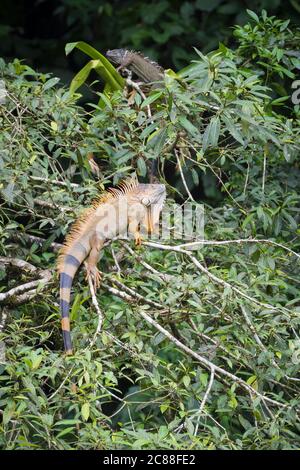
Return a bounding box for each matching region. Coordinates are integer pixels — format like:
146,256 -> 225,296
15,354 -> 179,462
57,176 -> 166,355
106,49 -> 164,85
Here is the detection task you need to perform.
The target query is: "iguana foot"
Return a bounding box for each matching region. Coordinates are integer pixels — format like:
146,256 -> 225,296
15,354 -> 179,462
134,232 -> 142,247
86,265 -> 102,291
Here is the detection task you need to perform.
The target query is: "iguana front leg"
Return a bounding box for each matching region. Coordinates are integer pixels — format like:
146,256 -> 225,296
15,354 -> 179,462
116,54 -> 133,72
128,217 -> 142,246
85,234 -> 103,290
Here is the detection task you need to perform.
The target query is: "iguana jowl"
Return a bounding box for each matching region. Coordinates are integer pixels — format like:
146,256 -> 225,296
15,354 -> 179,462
106,49 -> 164,85
57,177 -> 166,355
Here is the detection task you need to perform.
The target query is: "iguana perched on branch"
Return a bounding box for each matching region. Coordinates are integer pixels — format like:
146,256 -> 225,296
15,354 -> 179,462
57,176 -> 166,355
106,49 -> 165,181
106,49 -> 164,86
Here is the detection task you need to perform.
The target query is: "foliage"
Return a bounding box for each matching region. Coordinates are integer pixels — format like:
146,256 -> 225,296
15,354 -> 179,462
65,41 -> 124,98
1,0 -> 300,76
0,11 -> 300,450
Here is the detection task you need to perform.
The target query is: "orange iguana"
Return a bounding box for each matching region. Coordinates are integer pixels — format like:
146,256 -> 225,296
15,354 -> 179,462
57,176 -> 166,355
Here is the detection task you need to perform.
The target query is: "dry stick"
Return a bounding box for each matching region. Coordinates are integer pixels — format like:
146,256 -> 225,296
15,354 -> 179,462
110,247 -> 121,275
262,146 -> 267,195
0,278 -> 49,303
121,241 -> 173,282
189,319 -> 238,361
34,198 -> 72,213
0,257 -> 52,304
30,176 -> 79,188
85,264 -> 104,348
137,307 -> 285,407
109,276 -> 165,309
0,256 -> 38,273
12,233 -> 62,253
240,305 -> 268,352
125,78 -> 152,120
175,148 -> 195,202
194,367 -> 215,436
48,365 -> 76,400
101,282 -> 134,303
177,238 -> 300,260
243,161 -> 250,195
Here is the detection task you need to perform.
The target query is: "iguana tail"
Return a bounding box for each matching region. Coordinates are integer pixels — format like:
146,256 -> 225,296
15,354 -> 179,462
58,241 -> 89,355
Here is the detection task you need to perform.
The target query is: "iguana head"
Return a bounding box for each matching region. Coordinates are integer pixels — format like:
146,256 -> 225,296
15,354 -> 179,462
128,183 -> 166,234
106,49 -> 127,65
130,183 -> 166,207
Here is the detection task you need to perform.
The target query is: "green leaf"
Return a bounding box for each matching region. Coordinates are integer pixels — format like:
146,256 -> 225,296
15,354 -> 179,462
56,427 -> 76,439
65,41 -> 124,90
221,113 -> 245,145
50,121 -> 58,132
178,115 -> 199,136
55,419 -> 81,426
182,375 -> 191,388
137,157 -> 147,177
246,9 -> 259,23
247,375 -> 258,389
160,403 -> 169,414
43,77 -> 60,91
3,401 -> 15,425
81,403 -> 90,422
31,354 -> 43,370
141,90 -> 163,108
146,127 -> 168,153
69,60 -> 121,96
202,116 -> 220,151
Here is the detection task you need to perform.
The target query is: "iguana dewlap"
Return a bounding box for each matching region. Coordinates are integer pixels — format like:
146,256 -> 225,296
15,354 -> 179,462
57,177 -> 166,355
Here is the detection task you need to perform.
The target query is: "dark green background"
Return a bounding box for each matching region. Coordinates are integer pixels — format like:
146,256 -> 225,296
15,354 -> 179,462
1,0 -> 299,83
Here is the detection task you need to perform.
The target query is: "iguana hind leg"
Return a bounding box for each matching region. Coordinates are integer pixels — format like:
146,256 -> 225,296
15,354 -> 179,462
85,234 -> 103,290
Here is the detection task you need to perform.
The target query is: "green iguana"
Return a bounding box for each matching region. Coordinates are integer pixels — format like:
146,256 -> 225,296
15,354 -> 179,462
57,176 -> 166,355
106,49 -> 164,85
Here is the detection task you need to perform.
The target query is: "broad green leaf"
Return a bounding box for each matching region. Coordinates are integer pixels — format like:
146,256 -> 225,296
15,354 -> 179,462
81,403 -> 90,422
141,90 -> 163,108
178,115 -> 199,136
69,59 -> 120,96
146,127 -> 168,153
202,116 -> 220,151
43,77 -> 60,91
221,113 -> 245,145
137,157 -> 147,177
246,9 -> 259,22
65,41 -> 124,91
66,42 -> 123,84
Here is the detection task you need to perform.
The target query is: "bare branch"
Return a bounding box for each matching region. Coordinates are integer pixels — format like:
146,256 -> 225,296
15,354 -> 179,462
194,367 -> 215,436
137,307 -> 286,408
0,257 -> 52,305
142,241 -> 296,315
175,148 -> 195,202
85,264 -> 104,348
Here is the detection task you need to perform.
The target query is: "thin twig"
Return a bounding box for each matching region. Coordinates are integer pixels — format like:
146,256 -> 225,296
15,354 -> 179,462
137,307 -> 285,408
126,78 -> 152,120
142,241 -> 296,315
194,367 -> 215,436
177,238 -> 300,260
175,148 -> 195,202
85,264 -> 104,348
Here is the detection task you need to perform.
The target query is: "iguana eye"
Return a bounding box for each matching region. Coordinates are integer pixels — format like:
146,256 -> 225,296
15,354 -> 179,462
141,197 -> 151,206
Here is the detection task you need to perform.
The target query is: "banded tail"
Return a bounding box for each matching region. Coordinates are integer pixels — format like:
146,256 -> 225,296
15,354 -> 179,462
59,241 -> 88,355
